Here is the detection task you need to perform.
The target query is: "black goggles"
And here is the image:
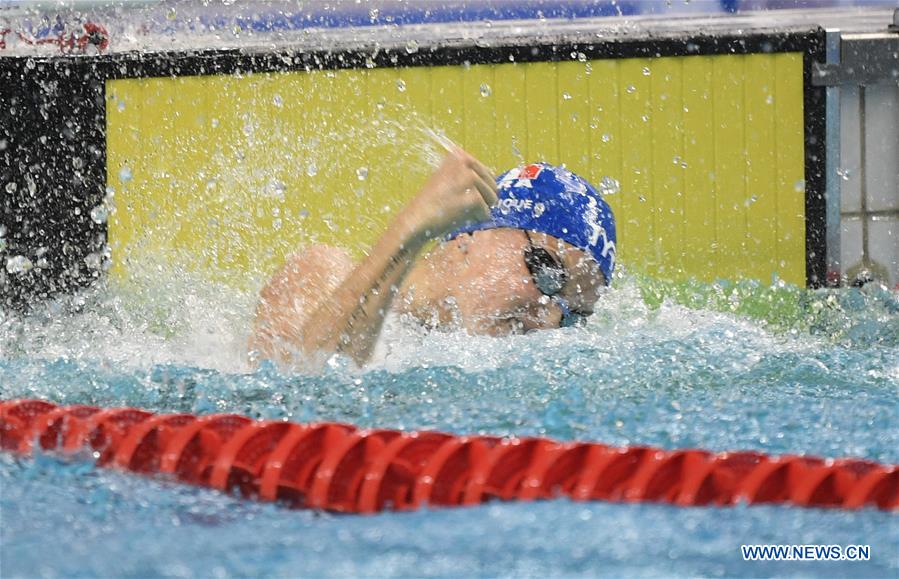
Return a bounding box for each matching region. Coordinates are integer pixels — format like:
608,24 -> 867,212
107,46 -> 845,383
522,231 -> 587,327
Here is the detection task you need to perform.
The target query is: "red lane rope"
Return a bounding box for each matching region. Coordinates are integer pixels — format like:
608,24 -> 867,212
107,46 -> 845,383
1,399 -> 896,513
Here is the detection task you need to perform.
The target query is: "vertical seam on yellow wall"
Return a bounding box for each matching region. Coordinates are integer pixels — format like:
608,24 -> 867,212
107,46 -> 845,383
740,57 -> 750,265
649,61 -> 657,267
554,62 -> 561,164
772,58 -> 781,274
586,60 -> 594,191
491,65 -> 498,168
710,57 -> 719,277
459,65 -> 471,149
679,58 -> 687,274
615,59 -> 623,250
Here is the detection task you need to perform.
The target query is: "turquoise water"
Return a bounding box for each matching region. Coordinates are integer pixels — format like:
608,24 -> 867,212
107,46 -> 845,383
1,276 -> 898,577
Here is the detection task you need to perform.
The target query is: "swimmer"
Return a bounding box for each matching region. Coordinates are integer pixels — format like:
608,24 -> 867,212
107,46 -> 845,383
251,148 -> 616,367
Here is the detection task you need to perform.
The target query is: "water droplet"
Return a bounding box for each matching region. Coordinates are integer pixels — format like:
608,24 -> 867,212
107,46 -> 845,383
794,179 -> 806,192
638,195 -> 647,203
273,94 -> 283,107
601,133 -> 611,143
396,79 -> 406,92
90,205 -> 108,224
836,167 -> 851,181
562,92 -> 572,100
266,180 -> 286,201
84,252 -> 102,270
272,218 -> 283,230
765,95 -> 774,105
626,85 -> 636,94
72,157 -> 83,169
642,66 -> 651,76
117,99 -> 125,112
166,7 -> 177,20
6,255 -> 33,274
672,155 -> 681,165
119,166 -> 132,183
369,7 -> 380,21
356,167 -> 369,181
211,118 -> 220,128
577,52 -> 587,63
599,176 -> 620,196
641,114 -> 649,122
25,58 -> 35,70
5,182 -> 16,193
306,163 -> 318,177
405,39 -> 419,54
479,83 -> 492,97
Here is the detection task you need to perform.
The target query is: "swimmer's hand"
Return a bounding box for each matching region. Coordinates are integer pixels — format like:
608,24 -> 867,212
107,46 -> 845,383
253,149 -> 496,370
398,148 -> 498,241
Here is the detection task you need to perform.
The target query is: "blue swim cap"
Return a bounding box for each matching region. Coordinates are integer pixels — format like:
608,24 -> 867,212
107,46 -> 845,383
448,163 -> 617,286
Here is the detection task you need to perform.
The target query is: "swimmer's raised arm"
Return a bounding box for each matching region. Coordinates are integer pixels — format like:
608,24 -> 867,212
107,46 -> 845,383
289,148 -> 497,366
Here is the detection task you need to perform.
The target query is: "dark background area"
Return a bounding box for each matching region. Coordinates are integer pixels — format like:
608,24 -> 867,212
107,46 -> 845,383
1,56 -> 106,311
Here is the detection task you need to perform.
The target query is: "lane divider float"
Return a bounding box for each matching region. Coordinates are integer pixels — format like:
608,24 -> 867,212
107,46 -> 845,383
1,399 -> 895,513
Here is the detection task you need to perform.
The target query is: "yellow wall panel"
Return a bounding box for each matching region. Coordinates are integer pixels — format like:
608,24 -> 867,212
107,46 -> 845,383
650,57 -> 685,279
429,65 -> 465,145
745,55 -> 779,283
462,64 -> 498,164
362,68 -> 400,238
617,58 -> 654,269
525,62 -> 560,163
364,67 -> 434,250
586,59 -> 622,260
681,57 -> 717,281
775,53 -> 807,287
557,60 -> 592,175
713,55 -> 748,283
493,63 -> 527,170
107,52 -> 808,289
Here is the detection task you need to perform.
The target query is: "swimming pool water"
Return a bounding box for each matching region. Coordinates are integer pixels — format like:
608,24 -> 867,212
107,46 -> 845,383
1,276 -> 897,577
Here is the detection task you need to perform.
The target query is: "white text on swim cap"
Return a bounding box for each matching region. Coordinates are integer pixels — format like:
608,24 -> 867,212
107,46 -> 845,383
498,197 -> 533,214
584,197 -> 616,267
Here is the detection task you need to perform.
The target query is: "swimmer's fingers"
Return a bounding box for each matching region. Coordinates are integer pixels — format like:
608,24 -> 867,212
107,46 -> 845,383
453,148 -> 496,191
448,147 -> 497,207
463,157 -> 498,207
472,174 -> 498,208
469,158 -> 497,195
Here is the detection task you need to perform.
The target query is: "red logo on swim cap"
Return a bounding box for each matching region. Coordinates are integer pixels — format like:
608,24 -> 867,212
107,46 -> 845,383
518,164 -> 543,180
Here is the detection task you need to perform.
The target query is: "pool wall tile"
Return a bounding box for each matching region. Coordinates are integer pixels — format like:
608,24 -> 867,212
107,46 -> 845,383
839,86 -> 862,214
868,217 -> 898,288
863,84 -> 899,213
839,217 -> 862,276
